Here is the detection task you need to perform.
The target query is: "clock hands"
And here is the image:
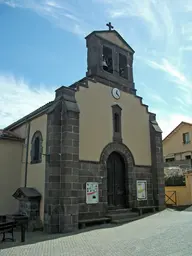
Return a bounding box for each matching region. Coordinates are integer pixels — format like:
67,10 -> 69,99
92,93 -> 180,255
112,88 -> 120,99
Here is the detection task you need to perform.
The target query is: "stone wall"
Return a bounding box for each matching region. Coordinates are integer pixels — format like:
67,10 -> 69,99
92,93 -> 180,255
135,166 -> 154,207
79,161 -> 107,220
44,87 -> 80,233
78,144 -> 154,221
150,114 -> 165,210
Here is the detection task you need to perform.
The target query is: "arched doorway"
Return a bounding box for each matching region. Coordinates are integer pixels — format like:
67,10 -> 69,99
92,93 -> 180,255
107,152 -> 126,209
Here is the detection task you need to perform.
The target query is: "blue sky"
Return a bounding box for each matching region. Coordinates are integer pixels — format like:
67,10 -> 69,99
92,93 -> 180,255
0,0 -> 192,137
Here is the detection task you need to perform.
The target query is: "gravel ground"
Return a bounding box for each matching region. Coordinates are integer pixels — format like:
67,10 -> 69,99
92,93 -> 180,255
1,209 -> 192,256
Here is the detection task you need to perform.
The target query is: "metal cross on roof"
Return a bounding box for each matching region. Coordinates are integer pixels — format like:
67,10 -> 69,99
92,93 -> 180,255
106,22 -> 114,31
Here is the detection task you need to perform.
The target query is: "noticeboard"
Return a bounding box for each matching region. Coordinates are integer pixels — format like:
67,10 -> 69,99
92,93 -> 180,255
136,180 -> 147,201
86,182 -> 99,204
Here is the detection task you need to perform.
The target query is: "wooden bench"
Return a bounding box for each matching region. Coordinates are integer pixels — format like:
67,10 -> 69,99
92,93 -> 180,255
0,221 -> 16,242
79,217 -> 111,229
7,214 -> 29,243
134,206 -> 158,216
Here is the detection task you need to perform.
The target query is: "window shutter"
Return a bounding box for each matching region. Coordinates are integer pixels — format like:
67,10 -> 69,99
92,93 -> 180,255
182,133 -> 185,143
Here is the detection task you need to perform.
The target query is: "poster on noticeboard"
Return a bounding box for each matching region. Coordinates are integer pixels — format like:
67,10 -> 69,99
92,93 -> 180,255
136,180 -> 147,201
86,182 -> 99,204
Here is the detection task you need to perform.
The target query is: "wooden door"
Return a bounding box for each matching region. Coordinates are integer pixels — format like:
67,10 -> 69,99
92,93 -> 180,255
107,152 -> 126,208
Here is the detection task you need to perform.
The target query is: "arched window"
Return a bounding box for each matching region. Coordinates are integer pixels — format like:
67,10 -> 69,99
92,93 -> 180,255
31,131 -> 43,164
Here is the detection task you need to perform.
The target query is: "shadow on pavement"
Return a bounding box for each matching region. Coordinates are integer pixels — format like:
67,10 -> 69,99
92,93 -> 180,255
0,223 -> 117,250
0,211 -> 159,250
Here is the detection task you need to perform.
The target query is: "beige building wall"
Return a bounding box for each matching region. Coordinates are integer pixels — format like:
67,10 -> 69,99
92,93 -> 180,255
13,123 -> 28,187
163,123 -> 192,158
0,140 -> 23,215
13,114 -> 47,221
174,152 -> 192,161
76,81 -> 151,166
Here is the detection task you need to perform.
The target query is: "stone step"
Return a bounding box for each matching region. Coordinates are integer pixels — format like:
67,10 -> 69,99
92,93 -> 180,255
111,216 -> 141,225
111,212 -> 157,225
108,208 -> 133,214
106,211 -> 139,221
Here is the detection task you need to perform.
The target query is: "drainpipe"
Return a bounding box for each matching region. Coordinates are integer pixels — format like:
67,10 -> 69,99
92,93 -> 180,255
24,121 -> 30,187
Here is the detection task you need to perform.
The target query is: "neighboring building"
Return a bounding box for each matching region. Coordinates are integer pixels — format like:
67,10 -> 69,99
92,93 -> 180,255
1,23 -> 164,233
163,122 -> 192,168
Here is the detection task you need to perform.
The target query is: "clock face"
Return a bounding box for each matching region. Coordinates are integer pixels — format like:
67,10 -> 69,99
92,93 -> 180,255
112,88 -> 121,99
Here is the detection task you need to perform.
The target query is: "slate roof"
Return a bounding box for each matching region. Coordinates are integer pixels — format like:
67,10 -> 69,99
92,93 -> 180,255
85,30 -> 135,53
12,187 -> 41,199
0,129 -> 24,141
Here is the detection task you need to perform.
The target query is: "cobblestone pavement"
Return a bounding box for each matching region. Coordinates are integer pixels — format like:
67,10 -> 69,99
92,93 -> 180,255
1,209 -> 192,256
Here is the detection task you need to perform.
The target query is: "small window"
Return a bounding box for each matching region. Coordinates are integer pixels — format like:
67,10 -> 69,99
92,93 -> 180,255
114,113 -> 120,132
34,137 -> 40,161
119,53 -> 128,79
183,132 -> 190,144
102,46 -> 113,74
165,158 -> 175,162
31,131 -> 43,164
185,155 -> 191,159
112,104 -> 122,142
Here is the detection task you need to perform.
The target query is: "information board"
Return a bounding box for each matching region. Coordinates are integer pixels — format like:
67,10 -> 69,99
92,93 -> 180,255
86,182 -> 99,204
136,180 -> 147,201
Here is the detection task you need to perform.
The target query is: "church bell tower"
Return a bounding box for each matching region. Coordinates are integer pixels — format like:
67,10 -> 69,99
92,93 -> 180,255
85,22 -> 136,93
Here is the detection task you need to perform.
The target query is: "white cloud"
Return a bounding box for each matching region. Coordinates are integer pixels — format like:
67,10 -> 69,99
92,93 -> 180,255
146,58 -> 192,109
98,0 -> 175,40
2,0 -> 91,36
141,83 -> 167,105
148,94 -> 167,105
46,1 -> 62,9
146,59 -> 187,84
180,46 -> 192,51
174,97 -> 188,107
0,74 -> 55,128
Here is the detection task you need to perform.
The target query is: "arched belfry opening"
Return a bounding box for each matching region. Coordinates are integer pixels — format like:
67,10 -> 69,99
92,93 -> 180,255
107,152 -> 126,209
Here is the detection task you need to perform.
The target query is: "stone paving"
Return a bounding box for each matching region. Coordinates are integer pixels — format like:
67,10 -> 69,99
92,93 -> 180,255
1,209 -> 192,255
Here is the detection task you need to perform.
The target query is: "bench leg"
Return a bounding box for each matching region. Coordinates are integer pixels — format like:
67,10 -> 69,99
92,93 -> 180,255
21,225 -> 26,242
81,223 -> 86,229
1,232 -> 14,242
152,208 -> 156,213
11,228 -> 15,242
1,232 -> 5,242
1,229 -> 15,242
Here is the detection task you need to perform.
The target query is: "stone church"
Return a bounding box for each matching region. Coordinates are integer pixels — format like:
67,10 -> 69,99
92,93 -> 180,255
1,23 -> 164,233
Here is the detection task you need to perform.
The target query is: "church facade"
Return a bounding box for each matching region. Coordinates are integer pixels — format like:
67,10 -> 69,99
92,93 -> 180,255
3,25 -> 165,233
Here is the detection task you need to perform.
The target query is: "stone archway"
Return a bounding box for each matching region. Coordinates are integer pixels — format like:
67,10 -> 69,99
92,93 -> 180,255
100,142 -> 135,209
